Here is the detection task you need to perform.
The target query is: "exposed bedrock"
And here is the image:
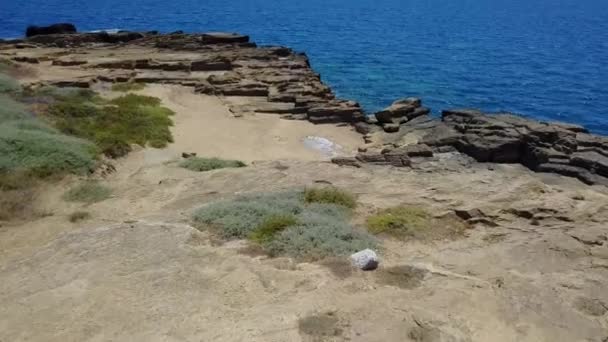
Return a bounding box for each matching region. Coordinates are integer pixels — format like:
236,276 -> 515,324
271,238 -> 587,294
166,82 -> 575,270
4,30 -> 364,124
365,105 -> 608,186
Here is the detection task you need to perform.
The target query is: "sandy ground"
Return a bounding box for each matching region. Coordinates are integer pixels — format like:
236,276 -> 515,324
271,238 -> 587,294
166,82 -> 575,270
1,84 -> 608,342
136,84 -> 362,163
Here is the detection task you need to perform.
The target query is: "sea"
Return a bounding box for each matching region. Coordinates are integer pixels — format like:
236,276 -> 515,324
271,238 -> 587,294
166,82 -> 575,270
1,0 -> 607,134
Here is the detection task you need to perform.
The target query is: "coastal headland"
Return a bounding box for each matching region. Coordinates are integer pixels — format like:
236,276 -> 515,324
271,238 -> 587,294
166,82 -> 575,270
1,27 -> 607,342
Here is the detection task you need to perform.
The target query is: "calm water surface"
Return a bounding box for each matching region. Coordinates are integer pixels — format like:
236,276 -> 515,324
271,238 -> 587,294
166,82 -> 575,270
1,0 -> 607,133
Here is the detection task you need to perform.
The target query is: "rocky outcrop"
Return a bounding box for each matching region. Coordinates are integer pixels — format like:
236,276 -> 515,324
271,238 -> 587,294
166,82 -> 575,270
372,108 -> 608,186
374,97 -> 430,132
26,23 -> 77,37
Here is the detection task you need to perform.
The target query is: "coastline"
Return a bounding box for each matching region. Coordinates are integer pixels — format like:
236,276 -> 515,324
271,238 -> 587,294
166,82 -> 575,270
2,29 -> 606,186
1,27 -> 608,342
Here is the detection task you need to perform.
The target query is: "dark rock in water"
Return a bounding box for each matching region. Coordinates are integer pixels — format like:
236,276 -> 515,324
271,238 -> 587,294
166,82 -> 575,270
201,32 -> 249,44
26,23 -> 77,37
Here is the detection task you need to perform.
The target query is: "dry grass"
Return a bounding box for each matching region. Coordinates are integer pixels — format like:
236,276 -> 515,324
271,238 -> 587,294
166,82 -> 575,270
367,206 -> 469,241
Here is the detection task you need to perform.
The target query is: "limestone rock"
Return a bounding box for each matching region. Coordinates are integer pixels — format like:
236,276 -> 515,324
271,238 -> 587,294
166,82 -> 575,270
350,249 -> 379,271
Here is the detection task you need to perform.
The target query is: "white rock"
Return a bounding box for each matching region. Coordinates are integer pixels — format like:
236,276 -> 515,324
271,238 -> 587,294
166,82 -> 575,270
350,249 -> 379,271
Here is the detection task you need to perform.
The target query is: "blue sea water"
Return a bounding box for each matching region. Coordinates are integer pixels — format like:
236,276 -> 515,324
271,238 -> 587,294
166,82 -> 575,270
1,0 -> 607,134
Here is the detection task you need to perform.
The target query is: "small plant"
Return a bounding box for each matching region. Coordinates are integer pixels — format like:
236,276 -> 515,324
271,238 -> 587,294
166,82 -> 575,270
63,182 -> 112,203
367,206 -> 468,240
179,157 -> 246,172
249,214 -> 297,243
193,190 -> 375,260
367,206 -> 429,236
111,82 -> 146,92
304,187 -> 357,209
68,210 -> 91,222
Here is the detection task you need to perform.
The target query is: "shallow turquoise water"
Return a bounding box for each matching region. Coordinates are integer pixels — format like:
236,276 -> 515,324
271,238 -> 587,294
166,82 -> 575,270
1,0 -> 607,133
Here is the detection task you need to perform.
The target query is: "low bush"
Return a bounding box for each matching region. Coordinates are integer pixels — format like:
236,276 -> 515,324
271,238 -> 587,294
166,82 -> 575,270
193,189 -> 376,260
249,214 -> 297,243
0,73 -> 19,93
68,210 -> 91,222
47,93 -> 175,157
366,206 -> 468,241
63,182 -> 112,203
304,187 -> 357,209
111,82 -> 146,92
179,157 -> 246,172
0,94 -> 30,123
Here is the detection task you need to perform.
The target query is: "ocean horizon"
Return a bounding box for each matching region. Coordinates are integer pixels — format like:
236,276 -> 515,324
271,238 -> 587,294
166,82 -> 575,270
1,0 -> 606,134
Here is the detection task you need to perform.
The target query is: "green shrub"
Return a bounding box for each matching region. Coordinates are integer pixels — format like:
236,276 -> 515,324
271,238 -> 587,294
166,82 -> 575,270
179,157 -> 246,172
0,123 -> 97,175
111,82 -> 146,92
69,210 -> 91,222
63,182 -> 112,203
367,206 -> 468,240
0,74 -> 19,93
0,95 -> 30,123
193,191 -> 303,238
266,214 -> 375,260
193,190 -> 375,259
304,187 -> 357,209
109,93 -> 161,107
48,93 -> 175,157
250,214 -> 298,243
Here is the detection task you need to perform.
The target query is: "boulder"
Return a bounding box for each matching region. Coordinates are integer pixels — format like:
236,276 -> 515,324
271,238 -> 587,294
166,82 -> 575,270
26,23 -> 77,37
375,97 -> 423,124
201,32 -> 249,44
350,249 -> 379,271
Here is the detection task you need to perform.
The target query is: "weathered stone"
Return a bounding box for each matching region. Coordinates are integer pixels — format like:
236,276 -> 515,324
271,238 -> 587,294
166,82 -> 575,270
383,123 -> 400,133
12,56 -> 39,64
350,249 -> 379,271
331,157 -> 361,168
375,97 -> 423,124
191,59 -> 232,71
201,32 -> 250,44
52,59 -> 87,66
454,208 -> 486,221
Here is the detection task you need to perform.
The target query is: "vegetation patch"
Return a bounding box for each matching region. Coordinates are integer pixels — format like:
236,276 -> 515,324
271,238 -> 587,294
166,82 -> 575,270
303,186 -> 357,209
366,206 -> 468,241
45,92 -> 175,157
63,182 -> 112,203
193,190 -> 376,260
69,210 -> 91,223
249,214 -> 297,243
111,82 -> 146,92
1,83 -> 97,177
179,157 -> 246,172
